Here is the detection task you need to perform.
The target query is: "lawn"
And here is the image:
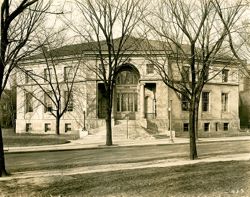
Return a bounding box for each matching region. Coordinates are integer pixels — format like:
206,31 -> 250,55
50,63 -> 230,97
2,128 -> 75,147
1,160 -> 250,196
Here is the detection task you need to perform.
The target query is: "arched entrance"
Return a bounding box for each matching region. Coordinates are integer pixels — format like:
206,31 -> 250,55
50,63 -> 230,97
115,64 -> 140,120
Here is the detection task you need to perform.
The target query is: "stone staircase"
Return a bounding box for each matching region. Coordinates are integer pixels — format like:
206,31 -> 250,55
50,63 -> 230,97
85,120 -> 155,142
113,120 -> 154,140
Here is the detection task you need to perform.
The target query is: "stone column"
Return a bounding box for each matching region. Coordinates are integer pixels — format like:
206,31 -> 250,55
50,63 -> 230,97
140,83 -> 145,119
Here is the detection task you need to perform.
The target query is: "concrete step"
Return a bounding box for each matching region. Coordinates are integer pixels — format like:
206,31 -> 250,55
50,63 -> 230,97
83,120 -> 155,141
113,124 -> 154,140
115,120 -> 138,126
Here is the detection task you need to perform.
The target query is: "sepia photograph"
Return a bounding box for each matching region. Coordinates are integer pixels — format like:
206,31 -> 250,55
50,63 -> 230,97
1,0 -> 250,196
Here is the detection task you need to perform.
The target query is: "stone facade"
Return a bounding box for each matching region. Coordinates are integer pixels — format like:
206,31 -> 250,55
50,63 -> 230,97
15,45 -> 240,137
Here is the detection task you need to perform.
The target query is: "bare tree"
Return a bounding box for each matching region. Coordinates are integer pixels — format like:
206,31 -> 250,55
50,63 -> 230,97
17,31 -> 83,135
0,0 -> 51,177
66,0 -> 147,145
144,0 -> 246,159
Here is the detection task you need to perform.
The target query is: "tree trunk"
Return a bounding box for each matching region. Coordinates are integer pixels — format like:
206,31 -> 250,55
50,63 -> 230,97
105,112 -> 113,146
56,115 -> 60,135
195,100 -> 200,140
105,94 -> 113,146
0,126 -> 8,176
189,97 -> 199,160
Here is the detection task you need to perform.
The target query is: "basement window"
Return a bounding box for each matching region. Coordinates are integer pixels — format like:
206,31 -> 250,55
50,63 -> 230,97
204,123 -> 210,132
65,123 -> 71,133
215,122 -> 219,131
44,123 -> 51,132
183,123 -> 189,132
223,123 -> 229,131
26,123 -> 32,132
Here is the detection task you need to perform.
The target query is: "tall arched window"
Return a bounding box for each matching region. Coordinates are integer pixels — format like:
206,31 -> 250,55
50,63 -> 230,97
116,70 -> 139,113
116,70 -> 139,85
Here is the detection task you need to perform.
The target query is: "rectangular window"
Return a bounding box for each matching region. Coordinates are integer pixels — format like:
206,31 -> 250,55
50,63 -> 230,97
183,123 -> 189,132
26,123 -> 32,132
25,70 -> 32,84
44,68 -> 52,82
64,91 -> 73,111
181,95 -> 189,111
44,92 -> 53,113
203,68 -> 209,81
64,67 -> 73,81
182,66 -> 190,82
202,92 -> 209,112
204,123 -> 210,132
222,69 -> 229,82
98,64 -> 108,75
215,122 -> 219,131
44,123 -> 51,132
25,93 -> 33,113
65,123 -> 71,133
146,64 -> 154,74
223,123 -> 229,131
221,93 -> 228,112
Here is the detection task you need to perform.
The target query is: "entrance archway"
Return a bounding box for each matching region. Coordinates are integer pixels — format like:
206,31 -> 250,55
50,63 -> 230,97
115,64 -> 140,120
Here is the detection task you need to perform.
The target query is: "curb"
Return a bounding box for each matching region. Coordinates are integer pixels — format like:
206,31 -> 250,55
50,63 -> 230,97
4,137 -> 250,154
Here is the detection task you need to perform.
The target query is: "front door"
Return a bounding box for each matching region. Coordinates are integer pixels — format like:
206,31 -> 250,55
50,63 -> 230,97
115,69 -> 139,120
116,91 -> 138,119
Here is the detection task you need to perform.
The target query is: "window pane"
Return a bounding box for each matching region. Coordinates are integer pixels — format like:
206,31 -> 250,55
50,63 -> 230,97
181,95 -> 189,111
44,68 -> 52,82
222,69 -> 229,82
121,93 -> 126,111
64,67 -> 74,81
202,92 -> 209,112
26,93 -> 33,113
44,92 -> 53,112
146,64 -> 154,74
221,93 -> 228,112
116,71 -> 138,85
65,91 -> 73,111
182,66 -> 190,82
134,93 -> 138,112
127,93 -> 132,111
125,94 -> 129,111
25,70 -> 33,84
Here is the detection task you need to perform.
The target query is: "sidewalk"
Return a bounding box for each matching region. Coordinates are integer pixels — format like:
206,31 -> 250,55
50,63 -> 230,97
4,135 -> 250,154
1,152 -> 250,181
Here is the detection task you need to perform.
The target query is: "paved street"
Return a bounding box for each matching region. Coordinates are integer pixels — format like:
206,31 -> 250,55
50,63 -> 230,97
5,140 -> 250,173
